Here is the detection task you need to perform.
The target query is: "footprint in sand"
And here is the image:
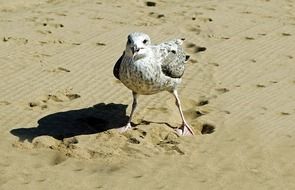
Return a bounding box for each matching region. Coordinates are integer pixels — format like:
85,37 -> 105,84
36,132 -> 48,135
223,110 -> 231,114
54,23 -> 64,28
280,112 -> 291,116
208,62 -> 219,67
38,39 -> 65,45
248,59 -> 257,64
187,26 -> 201,35
241,11 -> 252,14
36,30 -> 52,35
96,42 -> 106,46
123,127 -> 148,145
186,42 -> 207,54
65,93 -> 81,100
221,36 -> 230,40
91,16 -> 103,20
201,124 -> 215,134
256,81 -> 279,87
50,153 -> 67,166
183,108 -> 206,121
256,84 -> 266,88
188,58 -> 198,64
191,11 -> 204,19
27,92 -> 81,110
159,143 -> 185,155
245,36 -> 255,40
149,12 -> 165,19
177,97 -> 216,135
198,17 -> 213,22
46,66 -> 71,73
145,1 -> 156,7
40,22 -> 64,29
0,101 -> 11,106
3,36 -> 28,44
158,133 -> 184,155
28,101 -> 48,110
282,33 -> 291,36
286,55 -> 293,59
55,12 -> 67,17
147,107 -> 169,114
205,6 -> 216,11
57,67 -> 70,72
44,93 -> 81,102
215,87 -> 230,94
35,20 -> 64,36
197,99 -> 209,106
270,81 -> 279,85
72,42 -> 81,46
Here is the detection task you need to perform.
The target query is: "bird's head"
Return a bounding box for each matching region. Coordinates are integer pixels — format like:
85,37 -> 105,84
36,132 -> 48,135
125,32 -> 151,59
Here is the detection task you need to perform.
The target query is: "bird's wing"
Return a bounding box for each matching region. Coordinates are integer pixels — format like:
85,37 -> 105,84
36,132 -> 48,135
113,51 -> 125,80
156,39 -> 189,78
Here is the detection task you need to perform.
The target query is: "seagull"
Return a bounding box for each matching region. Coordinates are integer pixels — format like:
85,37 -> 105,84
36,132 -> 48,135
113,32 -> 201,136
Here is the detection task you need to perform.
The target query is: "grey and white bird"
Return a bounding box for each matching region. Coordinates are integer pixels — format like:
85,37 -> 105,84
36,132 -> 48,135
113,32 -> 199,135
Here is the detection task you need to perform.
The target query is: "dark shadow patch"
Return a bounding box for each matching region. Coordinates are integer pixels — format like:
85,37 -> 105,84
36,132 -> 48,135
256,84 -> 266,88
287,55 -> 293,59
57,67 -> 70,72
96,42 -> 106,46
10,103 -> 128,142
128,137 -> 141,144
146,1 -> 156,7
198,100 -> 209,106
281,112 -> 290,116
282,33 -> 291,36
66,93 -> 81,100
157,14 -> 165,18
201,124 -> 215,134
194,46 -> 206,53
186,43 -> 206,53
245,37 -> 255,40
0,101 -> 11,106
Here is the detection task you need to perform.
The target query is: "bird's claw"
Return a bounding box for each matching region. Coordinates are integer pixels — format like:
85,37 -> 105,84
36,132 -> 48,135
175,122 -> 195,136
117,123 -> 132,133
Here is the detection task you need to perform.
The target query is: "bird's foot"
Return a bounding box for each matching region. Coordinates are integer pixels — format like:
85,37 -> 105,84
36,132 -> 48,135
117,122 -> 132,133
176,122 -> 195,136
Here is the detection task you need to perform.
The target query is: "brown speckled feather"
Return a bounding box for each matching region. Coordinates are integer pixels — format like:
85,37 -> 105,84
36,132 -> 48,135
158,40 -> 188,78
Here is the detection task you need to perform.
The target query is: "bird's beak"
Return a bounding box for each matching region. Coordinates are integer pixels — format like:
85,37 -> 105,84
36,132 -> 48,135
131,46 -> 140,55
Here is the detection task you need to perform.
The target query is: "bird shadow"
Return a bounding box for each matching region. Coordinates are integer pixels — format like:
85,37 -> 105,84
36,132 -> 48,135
10,103 -> 129,142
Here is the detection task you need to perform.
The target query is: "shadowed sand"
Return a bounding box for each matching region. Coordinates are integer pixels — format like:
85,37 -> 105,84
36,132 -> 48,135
10,103 -> 128,142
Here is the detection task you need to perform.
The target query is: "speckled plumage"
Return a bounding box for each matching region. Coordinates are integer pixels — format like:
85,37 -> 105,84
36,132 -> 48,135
114,35 -> 186,95
113,32 -> 196,135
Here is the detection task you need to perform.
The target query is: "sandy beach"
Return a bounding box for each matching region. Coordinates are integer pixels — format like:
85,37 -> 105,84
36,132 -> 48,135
1,0 -> 295,189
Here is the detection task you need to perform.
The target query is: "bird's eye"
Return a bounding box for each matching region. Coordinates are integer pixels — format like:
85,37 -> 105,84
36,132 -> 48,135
143,39 -> 148,44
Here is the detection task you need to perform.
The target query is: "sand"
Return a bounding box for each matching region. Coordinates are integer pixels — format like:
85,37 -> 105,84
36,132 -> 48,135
0,0 -> 295,189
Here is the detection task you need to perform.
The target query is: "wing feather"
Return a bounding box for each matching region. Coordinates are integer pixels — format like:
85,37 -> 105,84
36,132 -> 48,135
113,52 -> 125,80
158,40 -> 187,78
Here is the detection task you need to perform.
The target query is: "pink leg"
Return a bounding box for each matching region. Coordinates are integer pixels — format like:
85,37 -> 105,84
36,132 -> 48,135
172,90 -> 195,136
118,92 -> 138,132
